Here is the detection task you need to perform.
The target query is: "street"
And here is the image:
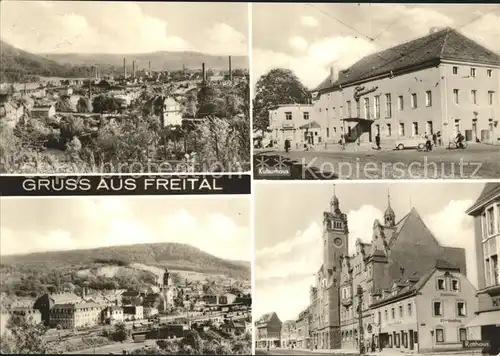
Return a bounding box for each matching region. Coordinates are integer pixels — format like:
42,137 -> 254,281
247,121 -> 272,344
255,348 -> 360,355
73,340 -> 157,354
254,144 -> 500,180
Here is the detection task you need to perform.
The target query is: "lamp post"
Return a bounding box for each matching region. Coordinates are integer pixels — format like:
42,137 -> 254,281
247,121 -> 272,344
357,285 -> 364,355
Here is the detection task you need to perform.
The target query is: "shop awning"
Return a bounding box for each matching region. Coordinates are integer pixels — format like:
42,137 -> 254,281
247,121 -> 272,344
299,121 -> 321,129
342,117 -> 374,123
466,310 -> 500,328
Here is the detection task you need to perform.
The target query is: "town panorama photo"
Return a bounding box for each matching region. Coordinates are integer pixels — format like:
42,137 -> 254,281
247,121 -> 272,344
252,3 -> 500,180
0,1 -> 250,174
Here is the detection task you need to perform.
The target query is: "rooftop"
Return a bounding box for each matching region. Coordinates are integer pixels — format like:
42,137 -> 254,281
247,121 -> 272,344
314,27 -> 500,92
466,183 -> 500,216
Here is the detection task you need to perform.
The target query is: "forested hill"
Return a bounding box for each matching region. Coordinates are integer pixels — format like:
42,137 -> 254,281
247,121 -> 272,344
1,242 -> 250,279
1,40 -> 248,82
43,51 -> 249,71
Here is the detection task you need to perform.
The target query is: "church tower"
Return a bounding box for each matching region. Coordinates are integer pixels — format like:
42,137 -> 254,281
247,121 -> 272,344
384,189 -> 396,227
320,185 -> 349,349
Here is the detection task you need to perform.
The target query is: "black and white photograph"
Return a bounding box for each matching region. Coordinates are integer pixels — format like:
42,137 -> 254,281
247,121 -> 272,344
0,1 -> 250,174
0,196 -> 252,355
254,182 -> 500,355
252,3 -> 500,180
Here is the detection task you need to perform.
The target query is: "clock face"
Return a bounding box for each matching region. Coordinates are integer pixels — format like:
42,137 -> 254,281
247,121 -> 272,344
334,238 -> 343,247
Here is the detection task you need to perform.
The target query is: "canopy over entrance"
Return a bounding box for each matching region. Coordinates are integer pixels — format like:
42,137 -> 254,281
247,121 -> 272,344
299,121 -> 321,129
342,117 -> 374,123
466,310 -> 500,327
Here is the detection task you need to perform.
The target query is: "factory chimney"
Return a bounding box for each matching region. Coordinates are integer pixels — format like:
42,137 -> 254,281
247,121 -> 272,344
229,55 -> 233,83
123,58 -> 127,78
148,60 -> 151,75
132,60 -> 136,79
202,62 -> 206,83
88,80 -> 92,101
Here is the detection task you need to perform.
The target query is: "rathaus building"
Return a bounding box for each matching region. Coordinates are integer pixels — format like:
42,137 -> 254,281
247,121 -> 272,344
308,188 -> 466,350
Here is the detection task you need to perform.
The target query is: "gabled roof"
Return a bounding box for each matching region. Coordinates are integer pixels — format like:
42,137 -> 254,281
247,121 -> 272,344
314,27 -> 500,92
299,120 -> 321,129
466,183 -> 500,216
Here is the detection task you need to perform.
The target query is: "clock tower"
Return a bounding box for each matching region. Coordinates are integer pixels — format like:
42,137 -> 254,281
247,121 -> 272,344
320,185 -> 349,349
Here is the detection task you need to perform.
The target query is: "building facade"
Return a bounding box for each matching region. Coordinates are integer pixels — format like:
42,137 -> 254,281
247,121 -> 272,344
280,320 -> 297,348
255,312 -> 282,349
49,302 -> 103,329
466,183 -> 500,354
268,104 -> 320,148
371,263 -> 477,353
308,188 -> 468,351
296,308 -> 310,349
312,27 -> 500,146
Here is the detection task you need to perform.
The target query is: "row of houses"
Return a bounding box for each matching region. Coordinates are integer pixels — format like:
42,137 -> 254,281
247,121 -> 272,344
267,27 -> 500,148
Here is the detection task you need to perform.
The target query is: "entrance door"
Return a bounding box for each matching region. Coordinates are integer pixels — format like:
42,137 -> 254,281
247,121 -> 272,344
409,329 -> 414,350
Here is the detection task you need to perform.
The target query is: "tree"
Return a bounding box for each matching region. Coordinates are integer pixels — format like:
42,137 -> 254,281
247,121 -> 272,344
0,314 -> 49,354
55,95 -> 75,112
113,322 -> 129,342
181,330 -> 203,354
59,115 -> 85,139
77,97 -> 92,113
92,95 -> 120,114
253,68 -> 311,132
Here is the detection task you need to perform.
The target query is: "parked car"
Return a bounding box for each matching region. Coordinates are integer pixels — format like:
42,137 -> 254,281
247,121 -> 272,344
395,137 -> 426,150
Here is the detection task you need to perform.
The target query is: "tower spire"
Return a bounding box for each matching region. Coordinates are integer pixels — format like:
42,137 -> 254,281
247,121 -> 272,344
384,187 -> 396,227
331,184 -> 339,213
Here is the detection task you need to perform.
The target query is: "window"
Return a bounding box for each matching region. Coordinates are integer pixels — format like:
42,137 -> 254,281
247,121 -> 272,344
453,66 -> 458,75
395,332 -> 400,348
459,328 -> 467,342
411,93 -> 417,109
385,94 -> 392,117
451,279 -> 460,291
488,91 -> 495,105
399,305 -> 403,318
347,101 -> 352,117
364,98 -> 370,119
437,278 -> 446,290
487,69 -> 492,77
303,112 -> 310,120
456,301 -> 466,316
285,112 -> 292,120
391,308 -> 395,320
387,124 -> 392,137
412,122 -> 419,136
487,207 -> 495,235
374,96 -> 380,119
436,328 -> 444,343
471,90 -> 477,105
399,123 -> 405,137
398,95 -> 404,111
453,89 -> 459,104
425,91 -> 432,107
384,309 -> 388,320
470,68 -> 476,77
356,100 -> 361,117
377,311 -> 381,324
433,301 -> 443,316
407,303 -> 412,316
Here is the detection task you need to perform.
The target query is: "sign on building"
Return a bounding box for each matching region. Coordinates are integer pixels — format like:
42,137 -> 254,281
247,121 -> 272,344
462,340 -> 491,349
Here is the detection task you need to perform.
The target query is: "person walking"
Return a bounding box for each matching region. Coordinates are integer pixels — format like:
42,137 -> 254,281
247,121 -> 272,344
375,133 -> 381,150
284,139 -> 290,153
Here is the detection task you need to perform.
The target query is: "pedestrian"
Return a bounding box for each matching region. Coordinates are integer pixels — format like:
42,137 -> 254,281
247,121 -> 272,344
284,139 -> 290,153
432,132 -> 437,147
437,131 -> 442,146
425,133 -> 432,151
375,133 -> 381,150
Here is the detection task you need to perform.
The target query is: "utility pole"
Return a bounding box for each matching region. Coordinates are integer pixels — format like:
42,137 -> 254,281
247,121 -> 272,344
357,285 -> 364,354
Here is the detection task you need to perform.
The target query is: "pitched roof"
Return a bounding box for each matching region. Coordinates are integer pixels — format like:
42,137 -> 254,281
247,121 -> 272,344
466,183 -> 500,216
314,27 -> 500,92
299,120 -> 321,129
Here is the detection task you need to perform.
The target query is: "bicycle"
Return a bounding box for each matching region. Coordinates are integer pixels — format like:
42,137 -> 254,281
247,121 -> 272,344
448,140 -> 468,149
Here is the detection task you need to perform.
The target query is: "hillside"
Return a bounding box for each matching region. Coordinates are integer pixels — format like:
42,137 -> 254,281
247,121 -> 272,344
0,242 -> 250,279
42,51 -> 248,71
0,40 -> 89,81
0,40 -> 248,82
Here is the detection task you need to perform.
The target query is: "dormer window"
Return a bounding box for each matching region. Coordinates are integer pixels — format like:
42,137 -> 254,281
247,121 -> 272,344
451,279 -> 460,291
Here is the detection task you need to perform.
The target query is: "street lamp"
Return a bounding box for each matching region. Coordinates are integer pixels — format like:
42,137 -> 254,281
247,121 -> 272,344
357,285 -> 364,355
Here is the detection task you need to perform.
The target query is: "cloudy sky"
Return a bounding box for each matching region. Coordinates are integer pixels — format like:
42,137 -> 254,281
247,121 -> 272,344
254,182 -> 484,322
253,3 -> 500,89
0,1 -> 248,55
0,196 -> 251,262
